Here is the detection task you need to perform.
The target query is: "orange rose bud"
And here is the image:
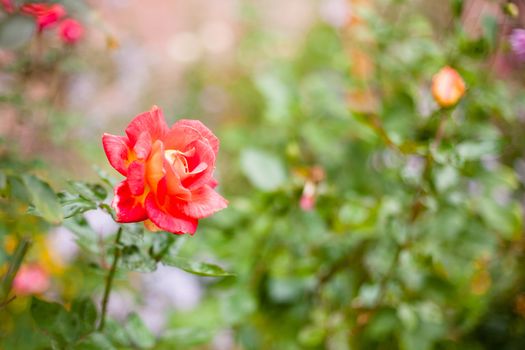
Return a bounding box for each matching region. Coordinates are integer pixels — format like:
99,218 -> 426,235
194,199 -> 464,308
431,66 -> 466,108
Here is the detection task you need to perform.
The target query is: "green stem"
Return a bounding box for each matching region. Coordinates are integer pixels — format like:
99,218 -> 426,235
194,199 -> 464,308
98,227 -> 122,331
1,237 -> 31,303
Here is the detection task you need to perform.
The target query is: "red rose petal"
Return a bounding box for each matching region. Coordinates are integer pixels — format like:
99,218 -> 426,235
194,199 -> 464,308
112,181 -> 147,223
174,185 -> 228,219
145,140 -> 165,192
176,119 -> 219,155
102,133 -> 130,176
125,106 -> 169,144
133,131 -> 152,159
145,193 -> 198,234
127,161 -> 146,196
163,119 -> 219,156
182,140 -> 215,190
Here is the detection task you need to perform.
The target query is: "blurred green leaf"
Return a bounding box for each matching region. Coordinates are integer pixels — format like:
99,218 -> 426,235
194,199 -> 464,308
71,298 -> 98,336
124,313 -> 155,349
121,245 -> 157,272
30,298 -> 72,343
69,181 -> 108,202
74,333 -> 116,350
0,15 -> 35,49
240,149 -> 286,191
22,174 -> 63,224
162,256 -> 233,277
59,192 -> 97,218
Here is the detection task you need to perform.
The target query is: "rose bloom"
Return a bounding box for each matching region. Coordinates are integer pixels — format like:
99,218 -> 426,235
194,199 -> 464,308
12,264 -> 50,296
59,19 -> 84,44
431,66 -> 466,108
102,106 -> 228,234
21,3 -> 66,32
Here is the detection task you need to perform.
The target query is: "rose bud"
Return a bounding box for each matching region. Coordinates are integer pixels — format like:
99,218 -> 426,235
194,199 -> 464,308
102,106 -> 228,235
59,19 -> 84,45
12,264 -> 50,296
431,66 -> 466,108
21,3 -> 66,32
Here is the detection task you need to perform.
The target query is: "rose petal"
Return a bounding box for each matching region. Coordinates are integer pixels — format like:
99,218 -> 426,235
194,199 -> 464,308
164,159 -> 192,198
125,105 -> 169,145
173,185 -> 228,219
102,133 -> 130,176
127,161 -> 146,196
112,181 -> 147,223
145,193 -> 198,234
133,131 -> 152,159
182,140 -> 216,190
165,119 -> 219,155
145,140 -> 165,192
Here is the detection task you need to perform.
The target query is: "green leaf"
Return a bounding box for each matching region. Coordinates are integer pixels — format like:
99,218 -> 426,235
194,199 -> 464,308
162,256 -> 233,277
124,313 -> 155,349
58,192 -> 97,218
161,328 -> 213,347
0,15 -> 35,49
121,245 -> 157,273
71,298 -> 98,336
254,70 -> 292,122
22,174 -> 63,224
30,297 -> 72,342
240,149 -> 286,191
69,181 -> 108,202
74,333 -> 116,350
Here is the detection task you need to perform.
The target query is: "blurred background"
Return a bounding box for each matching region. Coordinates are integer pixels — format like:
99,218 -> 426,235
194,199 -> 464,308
3,0 -> 525,349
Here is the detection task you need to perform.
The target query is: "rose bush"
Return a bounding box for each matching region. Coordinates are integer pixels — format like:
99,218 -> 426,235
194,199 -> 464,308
102,106 -> 228,234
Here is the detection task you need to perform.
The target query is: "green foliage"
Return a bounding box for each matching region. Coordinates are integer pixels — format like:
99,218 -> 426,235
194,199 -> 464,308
2,0 -> 525,348
30,297 -> 97,346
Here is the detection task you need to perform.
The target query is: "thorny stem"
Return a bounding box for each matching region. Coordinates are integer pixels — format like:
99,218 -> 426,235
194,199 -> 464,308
98,227 -> 122,331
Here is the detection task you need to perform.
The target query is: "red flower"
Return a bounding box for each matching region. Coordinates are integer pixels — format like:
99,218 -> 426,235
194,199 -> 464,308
21,3 -> 66,32
1,0 -> 14,13
12,264 -> 50,296
59,18 -> 84,44
102,106 -> 228,235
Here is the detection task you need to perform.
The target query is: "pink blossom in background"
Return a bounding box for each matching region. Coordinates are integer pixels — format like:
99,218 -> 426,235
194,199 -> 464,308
59,18 -> 84,44
300,181 -> 316,211
12,264 -> 50,296
510,29 -> 525,62
0,0 -> 14,13
21,3 -> 66,32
